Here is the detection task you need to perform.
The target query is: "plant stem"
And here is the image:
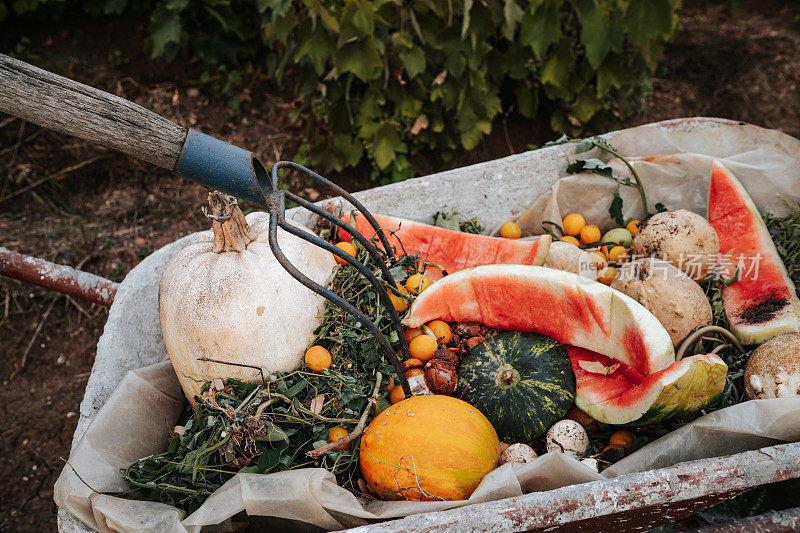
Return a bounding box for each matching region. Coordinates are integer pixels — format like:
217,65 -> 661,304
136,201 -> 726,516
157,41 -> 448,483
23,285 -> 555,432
594,140 -> 650,217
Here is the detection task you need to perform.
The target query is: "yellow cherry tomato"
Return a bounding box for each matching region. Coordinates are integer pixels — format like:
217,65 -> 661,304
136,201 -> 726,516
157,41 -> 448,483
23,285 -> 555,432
334,241 -> 357,265
404,327 -> 423,344
388,286 -> 409,313
609,430 -> 635,452
389,385 -> 406,404
409,333 -> 438,361
405,273 -> 432,295
500,221 -> 522,239
562,213 -> 586,236
580,224 -> 601,244
561,235 -> 580,246
304,345 -> 332,371
597,266 -> 618,285
626,220 -> 640,236
607,245 -> 627,263
426,320 -> 453,344
327,426 -> 350,449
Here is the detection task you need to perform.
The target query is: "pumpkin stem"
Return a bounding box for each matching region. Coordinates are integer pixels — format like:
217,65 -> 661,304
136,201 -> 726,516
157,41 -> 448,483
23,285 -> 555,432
205,191 -> 255,253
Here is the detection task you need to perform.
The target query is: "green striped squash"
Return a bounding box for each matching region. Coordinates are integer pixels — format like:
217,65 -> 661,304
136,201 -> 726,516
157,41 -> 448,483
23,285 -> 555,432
455,331 -> 575,442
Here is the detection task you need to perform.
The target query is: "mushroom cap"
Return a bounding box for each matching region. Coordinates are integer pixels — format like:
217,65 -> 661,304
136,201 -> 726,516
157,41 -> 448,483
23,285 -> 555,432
744,333 -> 800,399
546,419 -> 589,460
629,210 -> 719,281
611,257 -> 712,346
500,443 -> 538,464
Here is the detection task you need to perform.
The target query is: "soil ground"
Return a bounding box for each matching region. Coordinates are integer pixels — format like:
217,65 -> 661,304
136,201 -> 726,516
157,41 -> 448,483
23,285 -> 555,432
2,0 -> 800,530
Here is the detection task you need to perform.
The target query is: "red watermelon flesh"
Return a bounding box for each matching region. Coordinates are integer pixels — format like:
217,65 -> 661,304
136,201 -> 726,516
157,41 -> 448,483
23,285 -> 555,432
708,160 -> 800,344
403,264 -> 675,377
567,345 -> 727,425
339,212 -> 551,279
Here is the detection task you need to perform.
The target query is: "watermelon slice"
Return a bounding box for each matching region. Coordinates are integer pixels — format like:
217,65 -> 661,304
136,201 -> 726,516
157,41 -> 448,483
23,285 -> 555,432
708,160 -> 800,344
339,212 -> 551,279
568,346 -> 727,425
403,265 -> 675,377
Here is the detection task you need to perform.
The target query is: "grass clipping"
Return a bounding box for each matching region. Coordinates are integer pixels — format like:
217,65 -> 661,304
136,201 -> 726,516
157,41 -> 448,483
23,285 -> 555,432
123,244 -> 422,513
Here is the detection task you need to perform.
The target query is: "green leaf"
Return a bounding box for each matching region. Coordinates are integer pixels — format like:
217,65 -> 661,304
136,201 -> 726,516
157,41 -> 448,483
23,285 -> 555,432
339,0 -> 374,45
294,31 -> 335,74
372,122 -> 403,169
334,37 -> 383,81
519,0 -> 563,59
566,158 -> 613,178
597,53 -> 625,95
516,86 -> 538,119
257,442 -> 288,472
461,0 -> 473,38
502,0 -> 524,40
308,0 -> 340,33
572,85 -> 602,122
149,6 -> 182,58
400,47 -> 426,79
580,5 -> 622,70
624,0 -> 674,47
540,37 -> 574,88
609,192 -> 624,226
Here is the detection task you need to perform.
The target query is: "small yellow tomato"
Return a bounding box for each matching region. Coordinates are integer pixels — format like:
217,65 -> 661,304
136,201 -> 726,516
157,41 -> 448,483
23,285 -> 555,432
626,220 -> 640,236
304,345 -> 332,371
389,385 -> 407,404
404,327 -> 424,344
609,430 -> 635,452
580,224 -> 601,244
327,426 -> 350,449
409,333 -> 438,361
500,221 -> 522,239
562,213 -> 586,236
607,245 -> 627,263
334,241 -> 357,265
388,286 -> 409,312
405,273 -> 432,295
561,235 -> 581,246
597,266 -> 618,285
426,320 -> 453,344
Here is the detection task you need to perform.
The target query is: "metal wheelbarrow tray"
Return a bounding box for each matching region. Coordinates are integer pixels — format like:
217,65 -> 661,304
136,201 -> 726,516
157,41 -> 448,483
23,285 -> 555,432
48,117 -> 800,532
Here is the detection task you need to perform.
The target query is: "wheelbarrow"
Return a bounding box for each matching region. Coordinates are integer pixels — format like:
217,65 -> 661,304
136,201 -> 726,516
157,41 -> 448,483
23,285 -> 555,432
1,54 -> 799,532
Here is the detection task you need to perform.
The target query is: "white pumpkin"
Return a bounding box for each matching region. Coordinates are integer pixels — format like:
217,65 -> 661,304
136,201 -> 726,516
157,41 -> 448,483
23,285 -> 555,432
159,192 -> 336,403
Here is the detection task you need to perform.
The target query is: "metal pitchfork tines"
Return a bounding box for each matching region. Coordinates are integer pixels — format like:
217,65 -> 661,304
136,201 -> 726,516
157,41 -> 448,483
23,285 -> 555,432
0,54 -> 413,395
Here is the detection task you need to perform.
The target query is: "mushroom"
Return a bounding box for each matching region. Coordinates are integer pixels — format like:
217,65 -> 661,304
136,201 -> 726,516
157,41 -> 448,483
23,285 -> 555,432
611,257 -> 712,346
545,419 -> 589,460
629,210 -> 719,281
500,443 -> 538,464
744,333 -> 800,399
544,241 -> 598,281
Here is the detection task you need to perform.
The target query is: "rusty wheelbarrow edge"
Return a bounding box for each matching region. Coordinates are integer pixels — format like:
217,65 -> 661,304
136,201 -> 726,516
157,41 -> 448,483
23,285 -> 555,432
342,442 -> 800,533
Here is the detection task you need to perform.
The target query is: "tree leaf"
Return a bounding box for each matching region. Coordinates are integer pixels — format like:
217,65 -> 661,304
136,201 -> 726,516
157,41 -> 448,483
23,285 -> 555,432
502,0 -> 524,40
339,0 -> 374,45
373,122 -> 403,169
580,5 -> 622,69
624,0 -> 674,47
149,6 -> 183,58
334,37 -> 383,81
540,37 -> 574,88
516,86 -> 538,119
401,47 -> 426,79
609,190 -> 624,226
519,0 -> 563,59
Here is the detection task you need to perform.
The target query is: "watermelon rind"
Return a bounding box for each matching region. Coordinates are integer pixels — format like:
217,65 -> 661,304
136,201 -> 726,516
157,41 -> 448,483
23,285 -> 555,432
455,331 -> 575,442
340,212 -> 552,278
570,348 -> 728,425
403,264 -> 676,376
708,160 -> 800,345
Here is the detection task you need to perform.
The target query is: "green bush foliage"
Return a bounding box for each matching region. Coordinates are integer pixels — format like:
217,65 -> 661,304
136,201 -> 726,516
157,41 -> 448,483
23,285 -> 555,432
3,0 -> 681,181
